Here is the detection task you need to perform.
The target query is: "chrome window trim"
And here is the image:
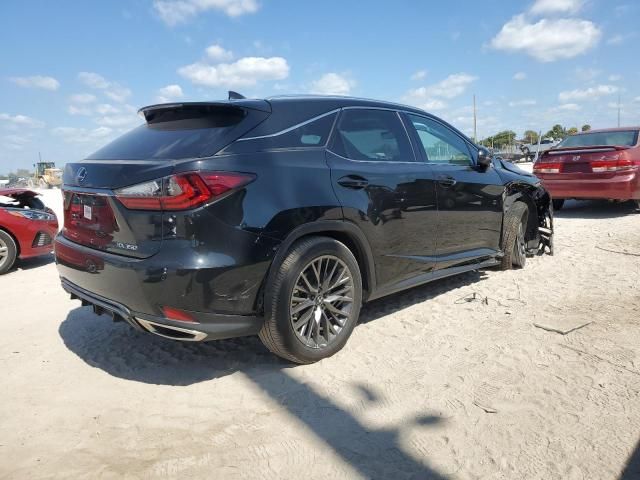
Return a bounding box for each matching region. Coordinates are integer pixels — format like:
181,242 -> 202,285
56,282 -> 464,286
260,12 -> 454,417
237,108 -> 341,141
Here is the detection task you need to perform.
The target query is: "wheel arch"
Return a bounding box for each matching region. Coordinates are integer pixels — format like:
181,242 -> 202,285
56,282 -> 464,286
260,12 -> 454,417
0,225 -> 20,257
503,184 -> 540,246
258,221 -> 376,312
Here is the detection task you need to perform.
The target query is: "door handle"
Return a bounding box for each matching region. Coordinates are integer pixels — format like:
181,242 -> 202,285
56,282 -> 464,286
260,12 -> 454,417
337,175 -> 369,189
437,175 -> 457,188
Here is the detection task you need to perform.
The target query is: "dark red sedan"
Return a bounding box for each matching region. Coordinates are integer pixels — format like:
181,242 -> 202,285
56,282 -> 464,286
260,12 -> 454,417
0,188 -> 58,274
533,127 -> 640,210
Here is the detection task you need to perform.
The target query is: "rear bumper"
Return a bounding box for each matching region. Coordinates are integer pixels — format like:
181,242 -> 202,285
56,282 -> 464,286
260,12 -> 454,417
61,277 -> 263,341
540,172 -> 640,200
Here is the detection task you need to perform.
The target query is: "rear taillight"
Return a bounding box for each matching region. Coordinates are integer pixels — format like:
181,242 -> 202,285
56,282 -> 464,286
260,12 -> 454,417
590,158 -> 635,173
533,162 -> 561,174
115,171 -> 255,211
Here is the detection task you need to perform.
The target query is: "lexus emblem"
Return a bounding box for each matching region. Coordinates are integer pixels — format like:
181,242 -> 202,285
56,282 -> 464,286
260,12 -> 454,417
76,167 -> 88,184
572,155 -> 580,162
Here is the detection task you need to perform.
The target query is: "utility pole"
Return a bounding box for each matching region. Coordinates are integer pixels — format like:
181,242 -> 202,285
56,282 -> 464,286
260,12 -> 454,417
617,93 -> 621,128
473,94 -> 477,143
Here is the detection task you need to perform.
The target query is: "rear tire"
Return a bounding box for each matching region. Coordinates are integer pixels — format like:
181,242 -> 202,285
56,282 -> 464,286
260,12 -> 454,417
500,202 -> 529,270
259,236 -> 362,364
0,230 -> 18,275
552,199 -> 565,211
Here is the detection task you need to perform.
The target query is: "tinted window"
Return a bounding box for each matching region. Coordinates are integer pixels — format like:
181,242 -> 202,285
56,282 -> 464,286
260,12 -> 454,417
408,114 -> 473,166
331,109 -> 413,162
223,112 -> 337,154
558,130 -> 639,148
88,106 -> 255,160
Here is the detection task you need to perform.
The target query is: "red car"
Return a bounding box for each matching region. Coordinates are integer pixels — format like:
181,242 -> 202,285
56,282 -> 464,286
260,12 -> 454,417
0,188 -> 59,274
533,127 -> 640,210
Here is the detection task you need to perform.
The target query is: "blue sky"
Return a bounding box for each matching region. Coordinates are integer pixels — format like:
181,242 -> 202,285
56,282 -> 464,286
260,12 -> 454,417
1,0 -> 639,173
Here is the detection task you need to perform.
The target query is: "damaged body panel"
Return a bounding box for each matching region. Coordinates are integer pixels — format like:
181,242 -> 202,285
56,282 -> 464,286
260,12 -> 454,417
0,188 -> 58,274
493,158 -> 554,256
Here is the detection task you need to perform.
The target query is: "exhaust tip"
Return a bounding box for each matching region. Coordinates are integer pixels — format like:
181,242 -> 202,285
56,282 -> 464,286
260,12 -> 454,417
136,318 -> 207,342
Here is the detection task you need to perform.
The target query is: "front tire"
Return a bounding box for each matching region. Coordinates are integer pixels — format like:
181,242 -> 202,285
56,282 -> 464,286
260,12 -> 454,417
259,236 -> 362,364
500,202 -> 529,270
0,230 -> 18,275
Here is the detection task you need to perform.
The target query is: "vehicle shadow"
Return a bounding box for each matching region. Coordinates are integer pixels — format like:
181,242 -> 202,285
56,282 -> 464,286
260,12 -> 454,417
11,254 -> 55,272
58,286 -> 466,478
555,200 -> 639,219
620,436 -> 640,479
59,268 -> 488,386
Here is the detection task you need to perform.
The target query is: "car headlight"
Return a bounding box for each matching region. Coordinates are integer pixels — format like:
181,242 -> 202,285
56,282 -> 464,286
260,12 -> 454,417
7,209 -> 56,221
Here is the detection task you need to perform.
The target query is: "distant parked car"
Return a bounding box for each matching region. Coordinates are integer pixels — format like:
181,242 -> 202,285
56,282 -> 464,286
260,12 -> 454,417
533,127 -> 640,211
0,188 -> 58,274
521,138 -> 560,160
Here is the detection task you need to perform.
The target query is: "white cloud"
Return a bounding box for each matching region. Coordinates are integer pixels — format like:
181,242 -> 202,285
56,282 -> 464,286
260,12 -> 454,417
95,115 -> 140,128
179,56 -> 289,88
557,103 -> 581,111
156,84 -> 184,103
78,72 -> 132,103
310,73 -> 354,96
574,67 -> 600,82
530,0 -> 585,15
95,104 -> 120,115
513,72 -> 527,80
78,72 -> 110,89
490,15 -> 601,62
404,73 -> 476,111
10,75 -> 60,91
608,74 -> 622,82
0,113 -> 45,128
153,0 -> 259,26
70,93 -> 97,104
418,99 -> 447,111
206,44 -> 233,62
52,126 -> 114,144
410,70 -> 427,81
3,134 -> 33,150
508,99 -> 537,107
558,84 -> 618,102
68,105 -> 93,116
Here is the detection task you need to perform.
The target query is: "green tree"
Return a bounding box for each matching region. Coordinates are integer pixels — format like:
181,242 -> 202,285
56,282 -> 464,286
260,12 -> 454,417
482,130 -> 517,149
567,127 -> 579,135
581,124 -> 591,132
523,130 -> 539,144
545,124 -> 567,140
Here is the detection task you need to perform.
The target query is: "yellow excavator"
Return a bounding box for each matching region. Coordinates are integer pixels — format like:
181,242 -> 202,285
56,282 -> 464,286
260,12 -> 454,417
29,161 -> 63,189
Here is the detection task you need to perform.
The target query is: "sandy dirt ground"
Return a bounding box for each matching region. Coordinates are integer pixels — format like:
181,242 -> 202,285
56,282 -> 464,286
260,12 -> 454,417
1,187 -> 639,479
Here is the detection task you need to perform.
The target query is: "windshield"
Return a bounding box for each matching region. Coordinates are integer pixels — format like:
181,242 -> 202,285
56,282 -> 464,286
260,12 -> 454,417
557,130 -> 639,148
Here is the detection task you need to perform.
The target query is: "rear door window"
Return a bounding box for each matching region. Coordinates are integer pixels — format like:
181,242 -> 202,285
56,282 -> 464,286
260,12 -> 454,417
330,109 -> 414,162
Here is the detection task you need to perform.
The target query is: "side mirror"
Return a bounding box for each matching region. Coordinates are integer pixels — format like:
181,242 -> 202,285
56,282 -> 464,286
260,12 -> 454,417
477,147 -> 492,170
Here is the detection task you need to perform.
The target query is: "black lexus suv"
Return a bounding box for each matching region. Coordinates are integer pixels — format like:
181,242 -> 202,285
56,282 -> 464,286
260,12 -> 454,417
55,95 -> 553,363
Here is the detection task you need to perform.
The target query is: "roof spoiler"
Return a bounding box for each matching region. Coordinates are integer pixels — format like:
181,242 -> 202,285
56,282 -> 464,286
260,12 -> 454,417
228,91 -> 246,100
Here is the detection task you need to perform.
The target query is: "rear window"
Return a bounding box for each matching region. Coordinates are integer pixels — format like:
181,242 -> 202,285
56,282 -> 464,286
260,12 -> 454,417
558,130 -> 639,148
87,105 -> 256,160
